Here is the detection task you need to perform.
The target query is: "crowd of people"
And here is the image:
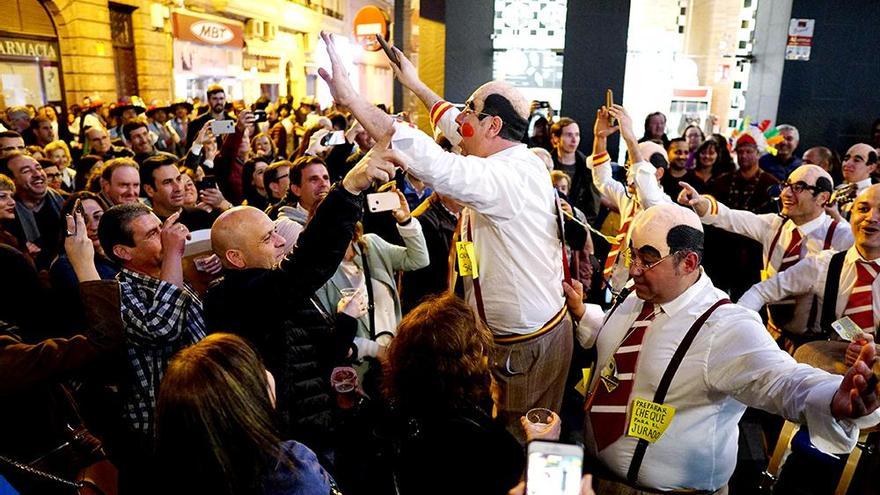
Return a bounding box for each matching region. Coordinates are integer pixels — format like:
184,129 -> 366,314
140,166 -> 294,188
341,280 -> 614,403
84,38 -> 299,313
1,29 -> 879,495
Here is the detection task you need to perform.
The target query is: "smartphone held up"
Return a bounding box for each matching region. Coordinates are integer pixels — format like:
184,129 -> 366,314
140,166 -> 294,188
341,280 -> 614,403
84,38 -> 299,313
526,441 -> 583,495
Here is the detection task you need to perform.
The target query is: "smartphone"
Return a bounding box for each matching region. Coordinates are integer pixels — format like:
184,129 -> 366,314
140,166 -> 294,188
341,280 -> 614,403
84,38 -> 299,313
210,120 -> 235,135
321,130 -> 346,146
366,191 -> 400,213
253,110 -> 268,123
72,198 -> 84,235
376,34 -> 400,67
525,441 -> 583,495
198,176 -> 217,191
606,89 -> 616,127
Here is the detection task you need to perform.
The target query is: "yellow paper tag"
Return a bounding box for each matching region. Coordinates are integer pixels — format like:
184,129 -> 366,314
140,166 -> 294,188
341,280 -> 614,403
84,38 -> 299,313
574,368 -> 592,397
760,269 -> 771,282
456,241 -> 478,278
627,397 -> 676,443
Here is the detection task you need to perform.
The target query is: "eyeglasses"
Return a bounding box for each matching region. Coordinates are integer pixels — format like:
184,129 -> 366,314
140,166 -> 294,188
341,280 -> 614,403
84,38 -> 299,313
45,172 -> 62,180
461,102 -> 495,121
623,247 -> 674,272
780,180 -> 821,195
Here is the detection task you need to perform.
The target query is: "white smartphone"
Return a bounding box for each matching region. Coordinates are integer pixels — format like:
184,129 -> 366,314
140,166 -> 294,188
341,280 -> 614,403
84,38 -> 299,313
366,191 -> 399,213
210,120 -> 235,135
526,441 -> 583,495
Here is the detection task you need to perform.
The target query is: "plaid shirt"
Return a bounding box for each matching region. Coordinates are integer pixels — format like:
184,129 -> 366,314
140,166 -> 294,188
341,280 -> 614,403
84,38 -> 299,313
117,268 -> 205,436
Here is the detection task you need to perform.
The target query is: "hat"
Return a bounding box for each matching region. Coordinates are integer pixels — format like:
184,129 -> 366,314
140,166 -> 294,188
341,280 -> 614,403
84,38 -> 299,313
110,96 -> 146,117
145,100 -> 170,117
729,118 -> 785,155
169,99 -> 194,113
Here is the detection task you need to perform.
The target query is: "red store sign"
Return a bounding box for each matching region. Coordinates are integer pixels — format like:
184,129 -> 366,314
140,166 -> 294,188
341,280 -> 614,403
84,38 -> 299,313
173,12 -> 244,48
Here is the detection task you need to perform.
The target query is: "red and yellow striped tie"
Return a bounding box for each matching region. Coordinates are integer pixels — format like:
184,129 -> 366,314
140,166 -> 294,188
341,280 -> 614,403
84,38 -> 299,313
603,201 -> 637,283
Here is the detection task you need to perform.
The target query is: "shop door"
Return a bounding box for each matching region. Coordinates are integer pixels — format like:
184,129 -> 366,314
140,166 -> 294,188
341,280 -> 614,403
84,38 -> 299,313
110,3 -> 139,98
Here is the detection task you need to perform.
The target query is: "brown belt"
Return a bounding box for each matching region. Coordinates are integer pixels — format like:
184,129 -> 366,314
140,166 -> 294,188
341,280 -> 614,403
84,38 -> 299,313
493,305 -> 568,345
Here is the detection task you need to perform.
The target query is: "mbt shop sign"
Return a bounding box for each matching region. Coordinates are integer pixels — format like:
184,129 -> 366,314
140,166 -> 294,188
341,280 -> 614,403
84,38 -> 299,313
172,12 -> 244,48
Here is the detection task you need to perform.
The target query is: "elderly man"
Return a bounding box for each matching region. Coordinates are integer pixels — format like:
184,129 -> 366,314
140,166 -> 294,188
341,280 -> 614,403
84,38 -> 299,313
0,152 -> 65,267
759,124 -> 802,181
204,137 -> 391,464
86,126 -> 134,161
565,203 -> 879,494
320,32 -> 570,441
680,164 -> 853,346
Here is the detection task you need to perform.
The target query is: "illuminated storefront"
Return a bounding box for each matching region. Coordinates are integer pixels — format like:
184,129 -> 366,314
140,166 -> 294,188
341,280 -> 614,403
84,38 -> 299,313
0,0 -> 65,108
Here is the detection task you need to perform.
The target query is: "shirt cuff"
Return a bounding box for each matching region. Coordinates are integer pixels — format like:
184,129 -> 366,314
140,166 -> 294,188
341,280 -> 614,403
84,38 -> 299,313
191,143 -> 203,155
202,159 -> 214,169
396,217 -> 422,236
588,152 -> 610,169
353,337 -> 379,360
804,377 -> 863,454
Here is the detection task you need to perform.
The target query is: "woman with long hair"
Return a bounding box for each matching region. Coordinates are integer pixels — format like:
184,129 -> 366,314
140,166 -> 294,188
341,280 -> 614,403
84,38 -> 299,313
252,132 -> 277,163
691,137 -> 735,190
156,333 -> 337,495
242,158 -> 271,210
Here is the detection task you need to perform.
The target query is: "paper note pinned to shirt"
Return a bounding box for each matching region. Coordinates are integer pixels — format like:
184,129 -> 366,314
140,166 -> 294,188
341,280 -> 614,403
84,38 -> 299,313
627,397 -> 676,443
575,367 -> 592,397
456,241 -> 478,278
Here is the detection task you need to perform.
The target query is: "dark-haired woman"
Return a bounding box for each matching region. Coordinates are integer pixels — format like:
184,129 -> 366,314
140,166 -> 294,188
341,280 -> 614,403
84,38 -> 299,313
156,333 -> 337,495
242,158 -> 271,211
50,192 -> 119,332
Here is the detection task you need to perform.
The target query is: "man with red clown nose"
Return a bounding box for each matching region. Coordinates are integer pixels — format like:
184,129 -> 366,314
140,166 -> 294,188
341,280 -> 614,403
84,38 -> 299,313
319,31 -> 571,443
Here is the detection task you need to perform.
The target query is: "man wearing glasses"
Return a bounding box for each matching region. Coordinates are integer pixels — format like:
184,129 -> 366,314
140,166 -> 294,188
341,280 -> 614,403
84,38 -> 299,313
566,203 -> 879,494
679,164 -> 853,349
320,32 -> 571,442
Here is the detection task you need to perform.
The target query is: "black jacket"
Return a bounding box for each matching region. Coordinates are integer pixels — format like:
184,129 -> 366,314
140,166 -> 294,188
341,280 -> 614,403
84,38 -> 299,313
551,149 -> 601,225
204,184 -> 362,449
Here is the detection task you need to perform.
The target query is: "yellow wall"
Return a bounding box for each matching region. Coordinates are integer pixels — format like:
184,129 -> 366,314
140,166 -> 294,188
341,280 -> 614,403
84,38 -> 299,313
414,17 -> 445,134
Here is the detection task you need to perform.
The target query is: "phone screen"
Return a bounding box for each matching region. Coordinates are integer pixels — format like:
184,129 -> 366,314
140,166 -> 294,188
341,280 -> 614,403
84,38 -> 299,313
526,448 -> 583,495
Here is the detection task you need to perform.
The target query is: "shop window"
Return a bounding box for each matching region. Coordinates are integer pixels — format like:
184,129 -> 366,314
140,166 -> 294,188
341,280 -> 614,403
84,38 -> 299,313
491,0 -> 568,110
110,3 -> 139,98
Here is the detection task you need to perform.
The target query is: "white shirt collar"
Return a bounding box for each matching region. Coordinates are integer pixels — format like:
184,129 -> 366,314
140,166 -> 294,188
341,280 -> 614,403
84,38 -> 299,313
793,212 -> 827,236
654,268 -> 711,319
856,178 -> 873,192
846,246 -> 880,264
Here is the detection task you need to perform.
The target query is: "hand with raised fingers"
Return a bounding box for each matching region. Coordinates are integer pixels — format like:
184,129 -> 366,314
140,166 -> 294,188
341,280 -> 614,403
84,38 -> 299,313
342,131 -> 408,194
594,107 -> 620,139
676,182 -> 710,217
318,31 -> 359,107
160,210 -> 190,259
832,343 -> 879,419
64,211 -> 100,282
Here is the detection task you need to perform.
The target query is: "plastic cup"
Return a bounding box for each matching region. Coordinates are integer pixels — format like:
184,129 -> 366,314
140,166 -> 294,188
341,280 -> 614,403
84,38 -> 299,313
526,407 -> 554,426
330,366 -> 358,394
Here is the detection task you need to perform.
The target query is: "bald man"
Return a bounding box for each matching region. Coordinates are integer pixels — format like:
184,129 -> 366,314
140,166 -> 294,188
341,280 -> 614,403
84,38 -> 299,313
321,32 -> 570,442
679,164 -> 854,345
204,142 -> 394,460
741,184 -> 880,342
842,143 -> 878,196
565,203 -> 879,493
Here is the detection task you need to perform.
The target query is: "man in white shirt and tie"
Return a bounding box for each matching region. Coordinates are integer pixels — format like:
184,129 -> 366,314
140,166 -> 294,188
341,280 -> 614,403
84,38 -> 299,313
319,32 -> 570,442
565,203 -> 879,493
740,184 -> 880,348
678,164 -> 853,347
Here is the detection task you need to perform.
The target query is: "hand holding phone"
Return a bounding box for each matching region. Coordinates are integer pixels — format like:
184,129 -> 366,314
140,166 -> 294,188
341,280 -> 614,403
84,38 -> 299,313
210,120 -> 235,135
367,191 -> 401,213
526,441 -> 584,495
376,34 -> 401,67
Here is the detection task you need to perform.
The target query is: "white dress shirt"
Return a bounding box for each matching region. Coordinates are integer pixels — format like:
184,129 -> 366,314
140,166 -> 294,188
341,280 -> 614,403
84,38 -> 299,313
576,270 -> 878,491
588,152 -> 673,290
391,111 -> 564,335
739,247 -> 880,332
699,199 -> 854,333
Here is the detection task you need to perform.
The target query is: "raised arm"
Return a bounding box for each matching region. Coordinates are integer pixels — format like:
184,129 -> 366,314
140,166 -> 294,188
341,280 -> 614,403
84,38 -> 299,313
318,31 -> 395,142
